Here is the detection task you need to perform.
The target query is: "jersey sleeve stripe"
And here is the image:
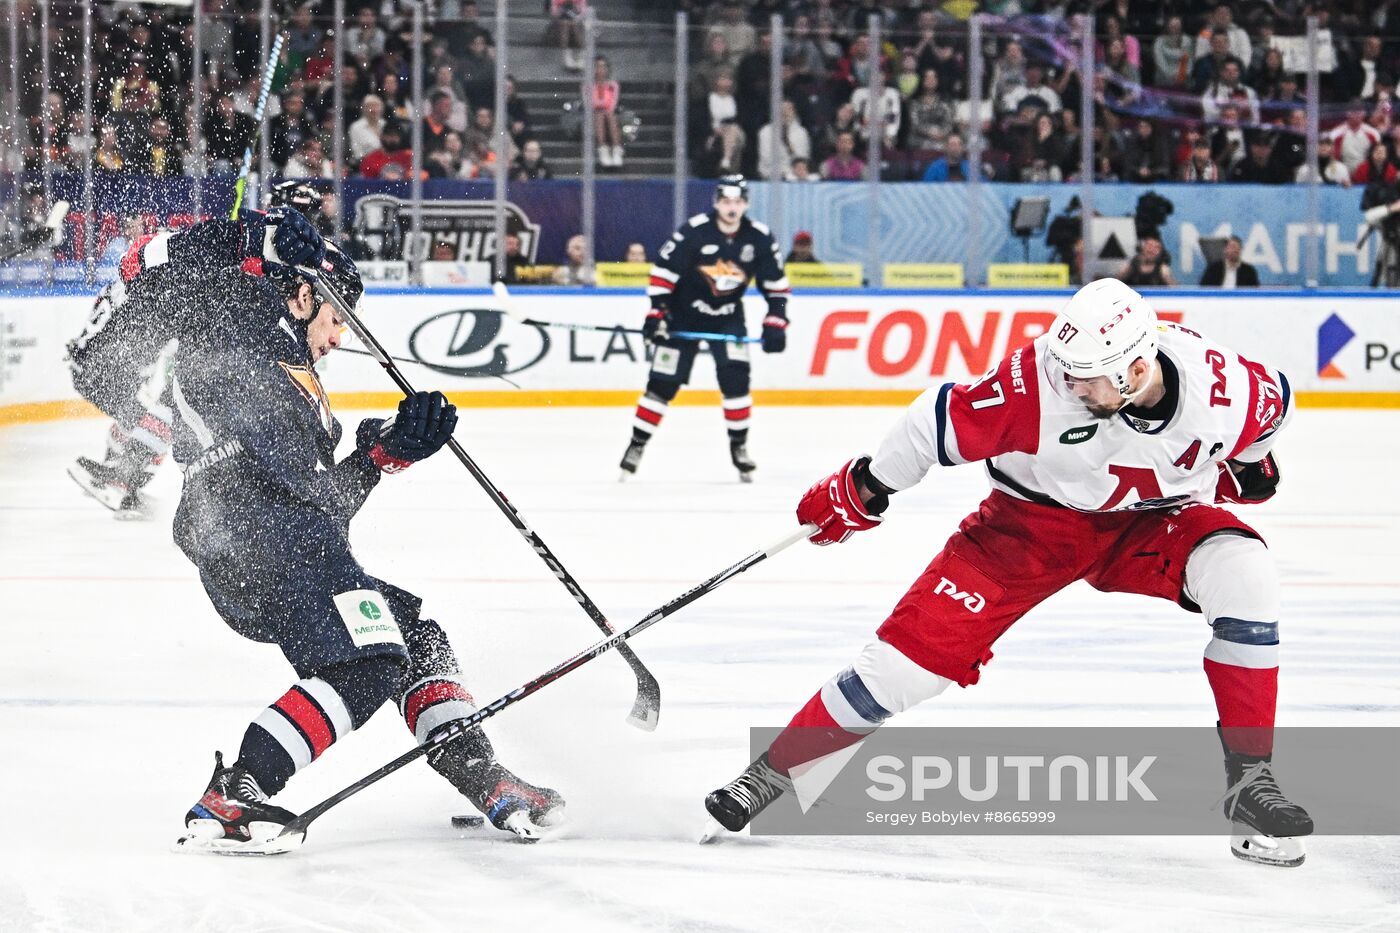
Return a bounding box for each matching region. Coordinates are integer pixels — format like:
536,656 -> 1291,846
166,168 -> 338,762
934,382 -> 968,466
650,266 -> 679,283
762,277 -> 791,291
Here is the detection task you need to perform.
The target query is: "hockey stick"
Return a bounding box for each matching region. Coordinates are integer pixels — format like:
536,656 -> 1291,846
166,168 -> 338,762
229,31 -> 286,221
489,283 -> 760,344
310,275 -> 662,731
266,522 -> 818,852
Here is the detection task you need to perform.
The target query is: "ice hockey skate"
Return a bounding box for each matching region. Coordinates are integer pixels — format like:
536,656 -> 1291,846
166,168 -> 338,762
66,455 -> 133,513
618,439 -> 646,481
430,733 -> 566,842
730,441 -> 756,483
702,752 -> 791,839
177,752 -> 300,856
1216,728 -> 1313,867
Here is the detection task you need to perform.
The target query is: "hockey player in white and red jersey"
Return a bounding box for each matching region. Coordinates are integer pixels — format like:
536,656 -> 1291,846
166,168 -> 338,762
705,278 -> 1313,866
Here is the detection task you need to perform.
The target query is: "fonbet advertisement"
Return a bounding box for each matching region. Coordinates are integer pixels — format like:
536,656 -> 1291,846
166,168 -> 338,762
2,293 -> 1399,418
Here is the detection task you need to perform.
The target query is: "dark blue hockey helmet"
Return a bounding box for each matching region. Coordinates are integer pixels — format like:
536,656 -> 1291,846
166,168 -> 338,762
714,174 -> 749,203
312,243 -> 364,312
270,180 -> 324,215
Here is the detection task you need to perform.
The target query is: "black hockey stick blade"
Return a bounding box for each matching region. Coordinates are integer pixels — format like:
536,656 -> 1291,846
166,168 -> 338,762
312,274 -> 662,731
266,523 -> 816,850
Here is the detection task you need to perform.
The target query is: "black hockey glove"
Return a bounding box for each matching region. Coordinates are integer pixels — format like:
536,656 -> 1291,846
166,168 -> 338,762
357,391 -> 458,474
642,306 -> 671,344
243,207 -> 325,273
761,314 -> 788,354
1215,452 -> 1281,504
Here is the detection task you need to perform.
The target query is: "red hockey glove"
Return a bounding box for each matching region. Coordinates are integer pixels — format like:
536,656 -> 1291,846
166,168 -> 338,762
1214,452 -> 1281,504
797,456 -> 890,545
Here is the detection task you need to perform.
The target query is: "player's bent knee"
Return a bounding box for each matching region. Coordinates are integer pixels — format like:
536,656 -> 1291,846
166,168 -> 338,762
821,640 -> 953,731
1185,533 -> 1280,627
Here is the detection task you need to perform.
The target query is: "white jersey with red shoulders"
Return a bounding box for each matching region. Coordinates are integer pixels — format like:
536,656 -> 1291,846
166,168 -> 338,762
869,322 -> 1293,512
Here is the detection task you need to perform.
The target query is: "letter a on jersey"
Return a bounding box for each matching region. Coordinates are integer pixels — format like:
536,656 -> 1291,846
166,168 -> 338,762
1172,439 -> 1202,470
1099,465 -> 1165,510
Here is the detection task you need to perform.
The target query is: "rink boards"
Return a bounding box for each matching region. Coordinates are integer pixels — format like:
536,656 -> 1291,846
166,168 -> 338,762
3,287 -> 1399,422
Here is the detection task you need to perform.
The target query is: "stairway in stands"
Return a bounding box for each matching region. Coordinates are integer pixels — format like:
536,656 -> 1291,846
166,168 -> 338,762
505,0 -> 680,178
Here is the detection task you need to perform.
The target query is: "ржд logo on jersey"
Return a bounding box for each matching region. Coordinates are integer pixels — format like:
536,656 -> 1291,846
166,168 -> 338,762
934,577 -> 985,613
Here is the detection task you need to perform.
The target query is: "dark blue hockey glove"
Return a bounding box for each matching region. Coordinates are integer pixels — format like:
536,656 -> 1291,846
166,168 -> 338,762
761,315 -> 787,354
642,306 -> 671,344
359,391 -> 458,474
243,207 -> 325,272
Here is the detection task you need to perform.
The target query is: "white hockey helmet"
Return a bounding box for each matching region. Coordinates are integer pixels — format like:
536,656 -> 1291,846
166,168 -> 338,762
1046,278 -> 1159,400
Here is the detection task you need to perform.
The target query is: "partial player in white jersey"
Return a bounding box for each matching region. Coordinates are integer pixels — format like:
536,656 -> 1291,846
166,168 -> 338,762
705,279 -> 1311,866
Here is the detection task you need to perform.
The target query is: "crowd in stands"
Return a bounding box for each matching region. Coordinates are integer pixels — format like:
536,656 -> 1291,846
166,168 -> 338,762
13,0 -> 1400,191
679,0 -> 1400,187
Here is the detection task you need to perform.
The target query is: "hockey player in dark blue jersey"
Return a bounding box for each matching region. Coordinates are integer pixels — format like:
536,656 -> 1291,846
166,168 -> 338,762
65,205 -> 324,516
167,239 -> 564,852
619,175 -> 791,482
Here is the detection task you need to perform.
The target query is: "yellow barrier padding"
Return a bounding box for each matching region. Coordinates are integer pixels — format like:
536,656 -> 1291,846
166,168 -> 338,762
6,390 -> 1399,426
786,263 -> 864,287
987,263 -> 1071,287
883,263 -> 965,288
595,262 -> 651,287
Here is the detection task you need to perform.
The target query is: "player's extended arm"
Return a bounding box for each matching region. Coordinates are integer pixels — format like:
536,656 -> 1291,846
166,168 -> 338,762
1216,363 -> 1293,505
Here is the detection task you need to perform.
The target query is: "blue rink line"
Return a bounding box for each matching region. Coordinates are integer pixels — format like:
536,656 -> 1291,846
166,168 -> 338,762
2,284 -> 1392,299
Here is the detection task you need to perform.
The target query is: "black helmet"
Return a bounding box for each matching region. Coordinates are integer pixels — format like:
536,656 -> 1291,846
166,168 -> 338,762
270,180 -> 324,215
714,174 -> 749,203
314,243 -> 364,311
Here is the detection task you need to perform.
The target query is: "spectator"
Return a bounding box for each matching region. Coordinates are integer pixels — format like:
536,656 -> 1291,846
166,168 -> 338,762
549,0 -> 587,71
851,74 -> 901,148
1329,102 -> 1383,175
1352,141 -> 1398,185
426,131 -> 465,178
1153,16 -> 1191,89
444,0 -> 492,51
345,7 -> 386,66
1002,65 -> 1061,116
906,70 -> 955,151
699,117 -> 746,177
495,232 -> 528,283
624,242 -> 647,263
1229,133 -> 1286,183
1313,145 -> 1354,186
1199,235 -> 1259,287
428,66 -> 470,131
1180,137 -> 1220,182
349,94 -> 386,164
380,73 -> 413,123
1102,38 -> 1140,94
111,55 -> 161,115
94,124 -> 125,173
1248,47 -> 1288,100
203,96 -> 255,173
989,40 -> 1027,109
757,101 -> 811,179
894,52 -> 922,100
510,138 -> 553,181
786,14 -> 826,77
1194,4 -> 1251,67
283,137 -> 333,179
552,234 -> 595,285
1191,32 -> 1238,94
816,102 -> 863,160
359,120 -> 415,178
922,133 -> 979,182
1210,104 -> 1248,171
464,105 -> 496,156
787,230 -> 819,263
1201,60 -> 1260,126
1338,36 -> 1386,102
1119,235 -> 1177,286
693,32 -> 737,101
593,56 -> 624,169
1117,118 -> 1168,182
458,33 -> 496,110
709,2 -> 756,59
504,76 -> 531,143
789,156 -> 817,181
1271,110 -> 1309,179
1100,17 -> 1140,71
820,130 -> 867,180
102,214 -> 149,265
834,34 -> 881,101
421,91 -> 455,156
270,92 -> 317,169
143,115 -> 182,177
286,3 -> 322,70
430,238 -> 457,261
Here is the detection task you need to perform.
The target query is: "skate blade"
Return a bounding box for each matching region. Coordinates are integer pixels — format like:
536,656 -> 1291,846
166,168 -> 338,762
1230,826 -> 1306,867
175,824 -> 303,857
697,817 -> 728,844
113,501 -> 153,522
499,806 -> 569,843
736,471 -> 754,484
618,470 -> 633,482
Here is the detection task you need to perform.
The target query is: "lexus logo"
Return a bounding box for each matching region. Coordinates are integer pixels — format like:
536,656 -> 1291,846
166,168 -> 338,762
408,309 -> 550,378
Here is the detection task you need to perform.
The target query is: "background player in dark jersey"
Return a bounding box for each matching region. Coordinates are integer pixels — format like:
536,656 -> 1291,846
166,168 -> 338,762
65,206 -> 323,517
163,239 -> 563,851
619,176 -> 791,482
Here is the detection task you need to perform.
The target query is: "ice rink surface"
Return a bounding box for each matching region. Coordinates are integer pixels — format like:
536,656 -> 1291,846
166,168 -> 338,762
2,404 -> 1398,933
